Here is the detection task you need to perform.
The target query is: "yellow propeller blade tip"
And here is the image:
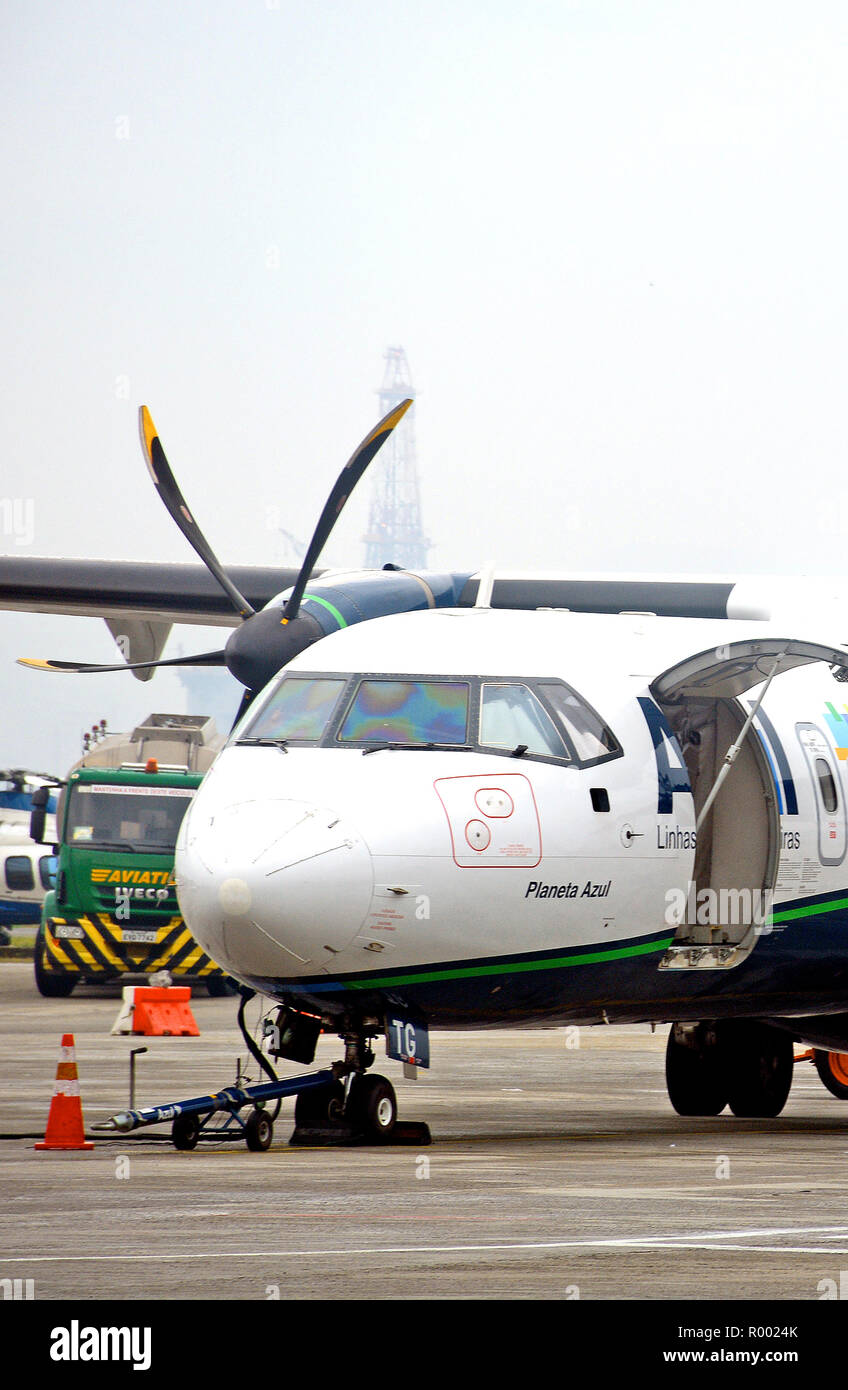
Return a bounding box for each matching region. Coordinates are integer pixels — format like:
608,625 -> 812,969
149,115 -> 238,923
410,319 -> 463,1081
139,404 -> 158,460
385,398 -> 412,430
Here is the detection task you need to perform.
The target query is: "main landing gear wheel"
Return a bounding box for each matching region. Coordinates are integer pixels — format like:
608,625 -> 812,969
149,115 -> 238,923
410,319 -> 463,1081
813,1050 -> 848,1100
351,1074 -> 397,1141
294,1079 -> 346,1129
245,1108 -> 274,1151
172,1113 -> 200,1150
724,1022 -> 793,1118
665,1024 -> 727,1116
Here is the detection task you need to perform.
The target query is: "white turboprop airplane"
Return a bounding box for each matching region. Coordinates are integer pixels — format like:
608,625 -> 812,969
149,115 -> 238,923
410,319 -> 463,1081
9,404 -> 848,1139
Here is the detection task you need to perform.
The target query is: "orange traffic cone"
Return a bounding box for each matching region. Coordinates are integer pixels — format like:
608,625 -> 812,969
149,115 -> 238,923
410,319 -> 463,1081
35,1033 -> 94,1150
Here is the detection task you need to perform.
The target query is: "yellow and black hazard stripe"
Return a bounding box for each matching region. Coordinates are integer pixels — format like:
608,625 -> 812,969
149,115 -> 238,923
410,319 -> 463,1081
41,916 -> 224,979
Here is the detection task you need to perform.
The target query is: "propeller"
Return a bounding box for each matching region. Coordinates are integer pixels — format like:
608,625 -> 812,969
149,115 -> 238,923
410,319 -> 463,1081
17,652 -> 226,675
279,398 -> 412,626
18,398 -> 412,698
139,406 -> 255,620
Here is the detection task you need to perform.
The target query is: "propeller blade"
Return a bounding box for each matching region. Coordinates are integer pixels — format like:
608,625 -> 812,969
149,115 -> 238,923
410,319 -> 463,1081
282,397 -> 413,624
17,651 -> 226,675
230,686 -> 257,732
139,405 -> 255,619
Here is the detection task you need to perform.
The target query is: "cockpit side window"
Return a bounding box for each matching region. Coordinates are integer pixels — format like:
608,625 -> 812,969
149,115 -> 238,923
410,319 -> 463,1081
537,682 -> 621,766
242,676 -> 347,743
338,680 -> 470,746
479,683 -> 570,760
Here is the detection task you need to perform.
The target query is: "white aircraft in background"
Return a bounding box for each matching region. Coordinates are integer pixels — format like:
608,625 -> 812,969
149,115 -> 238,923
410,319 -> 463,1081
0,772 -> 57,943
8,403 -> 848,1139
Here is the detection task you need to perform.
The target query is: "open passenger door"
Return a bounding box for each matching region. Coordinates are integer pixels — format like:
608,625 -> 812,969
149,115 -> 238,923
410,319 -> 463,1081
650,636 -> 848,970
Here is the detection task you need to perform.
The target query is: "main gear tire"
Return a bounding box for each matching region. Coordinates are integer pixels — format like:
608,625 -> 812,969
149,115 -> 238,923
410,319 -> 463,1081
665,1025 -> 727,1116
724,1022 -> 793,1118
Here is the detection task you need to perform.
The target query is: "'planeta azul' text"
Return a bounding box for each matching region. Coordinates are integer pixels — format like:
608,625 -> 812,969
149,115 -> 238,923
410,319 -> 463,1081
525,880 -> 611,900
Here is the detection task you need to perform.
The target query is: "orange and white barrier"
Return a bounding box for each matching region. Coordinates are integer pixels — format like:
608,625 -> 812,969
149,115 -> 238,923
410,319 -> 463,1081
111,986 -> 199,1037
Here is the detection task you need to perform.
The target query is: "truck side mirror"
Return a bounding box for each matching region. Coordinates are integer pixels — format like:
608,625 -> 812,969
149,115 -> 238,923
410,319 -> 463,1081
29,785 -> 51,845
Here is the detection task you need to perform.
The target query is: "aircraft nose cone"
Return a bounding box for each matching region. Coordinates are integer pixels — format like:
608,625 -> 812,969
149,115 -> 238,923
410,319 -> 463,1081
176,798 -> 373,976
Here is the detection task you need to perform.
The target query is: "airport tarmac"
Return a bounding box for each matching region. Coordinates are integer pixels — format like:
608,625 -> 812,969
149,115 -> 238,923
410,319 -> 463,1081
3,960 -> 848,1311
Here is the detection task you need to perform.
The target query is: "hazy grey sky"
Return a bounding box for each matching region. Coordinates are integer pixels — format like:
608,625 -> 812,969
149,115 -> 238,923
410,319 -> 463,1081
4,1 -> 848,770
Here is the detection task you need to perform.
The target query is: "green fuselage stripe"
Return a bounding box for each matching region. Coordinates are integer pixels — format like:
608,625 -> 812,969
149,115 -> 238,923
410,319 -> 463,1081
339,934 -> 676,991
303,594 -> 347,628
769,895 -> 848,924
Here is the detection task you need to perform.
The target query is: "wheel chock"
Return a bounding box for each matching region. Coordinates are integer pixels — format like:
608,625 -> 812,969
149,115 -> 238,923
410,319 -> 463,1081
35,1033 -> 94,1151
290,1120 -> 431,1147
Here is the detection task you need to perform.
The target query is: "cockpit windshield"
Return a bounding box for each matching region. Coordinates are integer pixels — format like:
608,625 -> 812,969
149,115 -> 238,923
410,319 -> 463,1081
242,676 -> 347,743
233,671 -> 620,766
338,680 -> 469,745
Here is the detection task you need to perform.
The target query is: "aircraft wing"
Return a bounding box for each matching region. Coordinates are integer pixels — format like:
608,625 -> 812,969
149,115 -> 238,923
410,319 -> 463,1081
1,560 -> 833,629
0,557 -> 306,629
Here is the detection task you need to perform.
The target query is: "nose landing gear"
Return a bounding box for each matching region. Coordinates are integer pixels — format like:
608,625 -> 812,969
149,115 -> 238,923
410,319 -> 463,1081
290,1017 -> 419,1146
95,1001 -> 430,1151
292,1072 -> 399,1141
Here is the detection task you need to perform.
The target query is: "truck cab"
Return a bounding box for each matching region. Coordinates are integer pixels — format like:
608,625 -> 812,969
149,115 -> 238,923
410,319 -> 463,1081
33,714 -> 230,997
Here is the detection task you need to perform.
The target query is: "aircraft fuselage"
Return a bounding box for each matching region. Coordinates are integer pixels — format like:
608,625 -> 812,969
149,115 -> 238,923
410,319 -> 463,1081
175,609 -> 848,1040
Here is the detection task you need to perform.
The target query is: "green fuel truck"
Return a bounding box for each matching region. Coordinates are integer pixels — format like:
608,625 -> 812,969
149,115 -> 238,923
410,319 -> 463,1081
31,713 -> 230,997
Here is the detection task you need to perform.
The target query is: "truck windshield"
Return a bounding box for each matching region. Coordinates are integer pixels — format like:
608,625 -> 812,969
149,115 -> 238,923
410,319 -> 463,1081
65,784 -> 195,852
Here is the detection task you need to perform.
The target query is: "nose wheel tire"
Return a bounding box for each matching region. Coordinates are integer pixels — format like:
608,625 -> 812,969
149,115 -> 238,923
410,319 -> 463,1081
294,1079 -> 346,1129
351,1074 -> 397,1141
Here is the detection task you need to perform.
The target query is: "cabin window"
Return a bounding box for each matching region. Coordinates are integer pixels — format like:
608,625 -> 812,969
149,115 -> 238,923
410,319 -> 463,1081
537,682 -> 620,766
5,855 -> 34,892
243,676 -> 348,743
479,683 -> 570,759
338,680 -> 470,746
816,757 -> 839,814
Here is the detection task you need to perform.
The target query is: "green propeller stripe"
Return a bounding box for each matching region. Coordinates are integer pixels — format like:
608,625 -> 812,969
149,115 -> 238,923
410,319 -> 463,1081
339,934 -> 675,991
302,594 -> 347,628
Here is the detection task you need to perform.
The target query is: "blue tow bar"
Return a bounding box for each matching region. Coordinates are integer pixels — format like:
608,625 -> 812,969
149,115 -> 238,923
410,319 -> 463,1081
94,1068 -> 340,1148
